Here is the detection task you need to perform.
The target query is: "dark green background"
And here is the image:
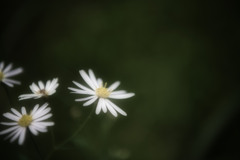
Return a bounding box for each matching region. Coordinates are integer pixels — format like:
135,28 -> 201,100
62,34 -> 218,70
1,0 -> 240,160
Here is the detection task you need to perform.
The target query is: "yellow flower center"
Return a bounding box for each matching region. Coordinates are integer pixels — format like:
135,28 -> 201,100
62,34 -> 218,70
96,83 -> 110,98
0,71 -> 4,81
18,115 -> 32,127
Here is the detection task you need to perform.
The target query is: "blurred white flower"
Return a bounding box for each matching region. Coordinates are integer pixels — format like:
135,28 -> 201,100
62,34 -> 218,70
68,69 -> 135,117
19,78 -> 59,100
0,61 -> 23,87
0,103 -> 54,145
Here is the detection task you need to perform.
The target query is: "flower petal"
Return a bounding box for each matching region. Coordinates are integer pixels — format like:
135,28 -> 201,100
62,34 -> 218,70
75,96 -> 96,102
34,113 -> 52,122
72,81 -> 94,93
79,70 -> 97,90
10,108 -> 22,117
1,122 -> 18,126
10,127 -> 23,143
21,107 -> 27,115
38,81 -> 44,90
108,81 -> 120,91
3,113 -> 19,121
19,94 -> 39,100
83,97 -> 98,106
95,99 -> 103,115
18,128 -> 26,145
105,99 -> 127,116
3,63 -> 13,73
68,87 -> 95,95
29,126 -> 39,135
109,93 -> 135,99
88,69 -> 99,88
4,68 -> 23,77
0,125 -> 19,135
105,100 -> 118,117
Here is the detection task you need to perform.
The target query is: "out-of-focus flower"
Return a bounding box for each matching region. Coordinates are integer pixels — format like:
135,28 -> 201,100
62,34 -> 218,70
0,61 -> 23,87
19,78 -> 59,100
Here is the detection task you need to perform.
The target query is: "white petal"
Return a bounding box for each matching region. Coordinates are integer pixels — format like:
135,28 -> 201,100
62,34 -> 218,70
46,78 -> 59,92
97,78 -> 103,86
29,126 -> 38,135
1,122 -> 18,126
0,62 -> 4,70
32,107 -> 51,119
2,81 -> 14,87
47,89 -> 56,95
31,125 -> 47,133
110,90 -> 127,95
4,126 -> 21,140
83,97 -> 98,106
31,83 -> 40,93
0,125 -> 19,135
105,99 -> 127,116
88,69 -> 99,88
101,98 -> 107,113
45,80 -> 51,90
79,70 -> 97,90
34,113 -> 52,122
21,107 -> 27,115
10,108 -> 22,117
3,113 -> 19,121
3,63 -> 13,73
18,94 -> 39,100
48,83 -> 58,93
109,93 -> 135,99
32,103 -> 48,117
72,81 -> 94,93
34,121 -> 54,127
95,99 -> 102,115
2,79 -> 21,85
68,87 -> 95,95
4,68 -> 23,77
38,81 -> 44,90
10,127 -> 23,143
18,128 -> 26,145
31,122 -> 47,129
75,96 -> 96,102
108,81 -> 120,91
105,100 -> 118,117
30,104 -> 39,115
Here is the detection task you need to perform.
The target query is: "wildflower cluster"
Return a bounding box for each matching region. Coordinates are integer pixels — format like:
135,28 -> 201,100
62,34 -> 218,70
0,61 -> 135,152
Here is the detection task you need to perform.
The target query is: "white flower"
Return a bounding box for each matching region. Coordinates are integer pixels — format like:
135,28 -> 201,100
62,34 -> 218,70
0,103 -> 54,145
18,78 -> 59,100
68,69 -> 135,117
0,61 -> 23,87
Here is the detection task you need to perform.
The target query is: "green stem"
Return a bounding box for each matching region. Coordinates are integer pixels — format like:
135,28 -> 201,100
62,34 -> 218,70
50,127 -> 56,148
41,99 -> 56,150
45,108 -> 94,160
1,83 -> 12,107
28,128 -> 43,160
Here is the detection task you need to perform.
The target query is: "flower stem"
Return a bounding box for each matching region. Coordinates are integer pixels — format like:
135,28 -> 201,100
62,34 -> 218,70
28,128 -> 44,160
1,83 -> 12,107
45,108 -> 94,160
41,99 -> 56,149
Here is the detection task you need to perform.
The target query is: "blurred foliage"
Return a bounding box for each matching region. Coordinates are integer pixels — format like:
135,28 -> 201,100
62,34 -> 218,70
0,0 -> 240,160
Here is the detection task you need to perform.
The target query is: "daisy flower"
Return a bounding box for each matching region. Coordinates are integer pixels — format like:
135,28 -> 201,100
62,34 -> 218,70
68,69 -> 135,117
18,78 -> 59,100
0,103 -> 54,145
0,61 -> 23,87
